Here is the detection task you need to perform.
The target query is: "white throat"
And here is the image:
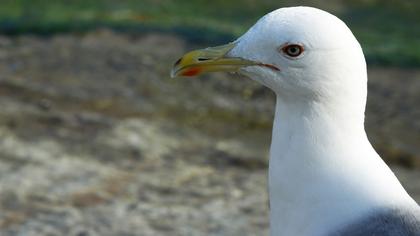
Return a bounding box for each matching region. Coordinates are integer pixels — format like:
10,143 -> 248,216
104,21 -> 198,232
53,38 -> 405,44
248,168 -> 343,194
268,93 -> 416,236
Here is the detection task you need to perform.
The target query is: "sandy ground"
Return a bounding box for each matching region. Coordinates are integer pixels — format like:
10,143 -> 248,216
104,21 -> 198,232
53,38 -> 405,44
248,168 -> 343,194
0,30 -> 418,235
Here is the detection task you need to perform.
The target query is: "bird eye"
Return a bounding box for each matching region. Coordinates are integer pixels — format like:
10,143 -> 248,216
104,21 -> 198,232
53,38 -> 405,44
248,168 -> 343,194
281,44 -> 304,58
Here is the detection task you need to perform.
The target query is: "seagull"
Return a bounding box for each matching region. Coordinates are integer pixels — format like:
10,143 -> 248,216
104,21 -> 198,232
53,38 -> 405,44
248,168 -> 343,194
171,6 -> 420,236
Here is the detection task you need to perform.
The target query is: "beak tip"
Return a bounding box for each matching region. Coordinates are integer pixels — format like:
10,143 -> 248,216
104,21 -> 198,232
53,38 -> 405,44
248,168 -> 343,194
170,42 -> 242,78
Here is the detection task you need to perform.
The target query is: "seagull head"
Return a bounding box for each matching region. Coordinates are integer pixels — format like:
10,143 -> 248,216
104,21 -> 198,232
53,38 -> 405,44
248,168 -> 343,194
171,6 -> 367,102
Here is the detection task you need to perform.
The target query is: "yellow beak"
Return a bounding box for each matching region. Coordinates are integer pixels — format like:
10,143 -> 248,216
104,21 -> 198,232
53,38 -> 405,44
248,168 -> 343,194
171,42 -> 270,78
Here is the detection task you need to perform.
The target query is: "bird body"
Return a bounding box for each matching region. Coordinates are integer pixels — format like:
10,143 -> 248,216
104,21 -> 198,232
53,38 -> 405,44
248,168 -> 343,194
172,6 -> 420,236
269,94 -> 418,235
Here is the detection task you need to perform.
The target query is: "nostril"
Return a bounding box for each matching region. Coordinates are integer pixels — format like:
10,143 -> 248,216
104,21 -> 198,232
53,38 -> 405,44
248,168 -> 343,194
174,57 -> 182,66
197,58 -> 210,61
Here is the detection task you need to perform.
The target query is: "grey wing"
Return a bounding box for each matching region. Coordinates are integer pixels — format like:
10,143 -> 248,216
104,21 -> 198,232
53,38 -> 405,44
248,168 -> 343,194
330,207 -> 420,236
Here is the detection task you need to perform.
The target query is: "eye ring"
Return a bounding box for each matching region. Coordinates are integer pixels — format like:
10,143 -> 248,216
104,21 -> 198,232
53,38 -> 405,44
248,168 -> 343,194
280,44 -> 304,58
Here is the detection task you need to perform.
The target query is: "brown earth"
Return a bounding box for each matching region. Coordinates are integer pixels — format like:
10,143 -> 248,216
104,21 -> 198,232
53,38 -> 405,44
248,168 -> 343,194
0,30 -> 418,235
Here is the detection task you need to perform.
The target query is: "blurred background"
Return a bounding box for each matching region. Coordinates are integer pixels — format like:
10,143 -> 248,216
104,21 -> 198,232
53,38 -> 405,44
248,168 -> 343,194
0,0 -> 418,235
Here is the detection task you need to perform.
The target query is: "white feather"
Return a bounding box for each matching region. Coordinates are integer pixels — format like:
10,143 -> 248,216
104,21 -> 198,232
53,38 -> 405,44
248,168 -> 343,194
228,6 -> 418,236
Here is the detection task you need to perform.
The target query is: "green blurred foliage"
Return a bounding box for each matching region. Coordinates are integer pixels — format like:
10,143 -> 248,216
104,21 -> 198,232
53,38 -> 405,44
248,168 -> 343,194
0,0 -> 419,66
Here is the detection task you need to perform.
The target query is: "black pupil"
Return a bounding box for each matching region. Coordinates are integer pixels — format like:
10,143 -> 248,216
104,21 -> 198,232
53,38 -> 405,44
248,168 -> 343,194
288,46 -> 299,55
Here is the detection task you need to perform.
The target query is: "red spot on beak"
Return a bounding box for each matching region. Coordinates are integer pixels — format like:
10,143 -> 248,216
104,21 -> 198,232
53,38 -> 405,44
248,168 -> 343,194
181,67 -> 202,76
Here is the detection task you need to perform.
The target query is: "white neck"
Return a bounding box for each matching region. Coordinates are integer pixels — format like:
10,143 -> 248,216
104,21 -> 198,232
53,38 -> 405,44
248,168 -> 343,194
268,94 -> 415,236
